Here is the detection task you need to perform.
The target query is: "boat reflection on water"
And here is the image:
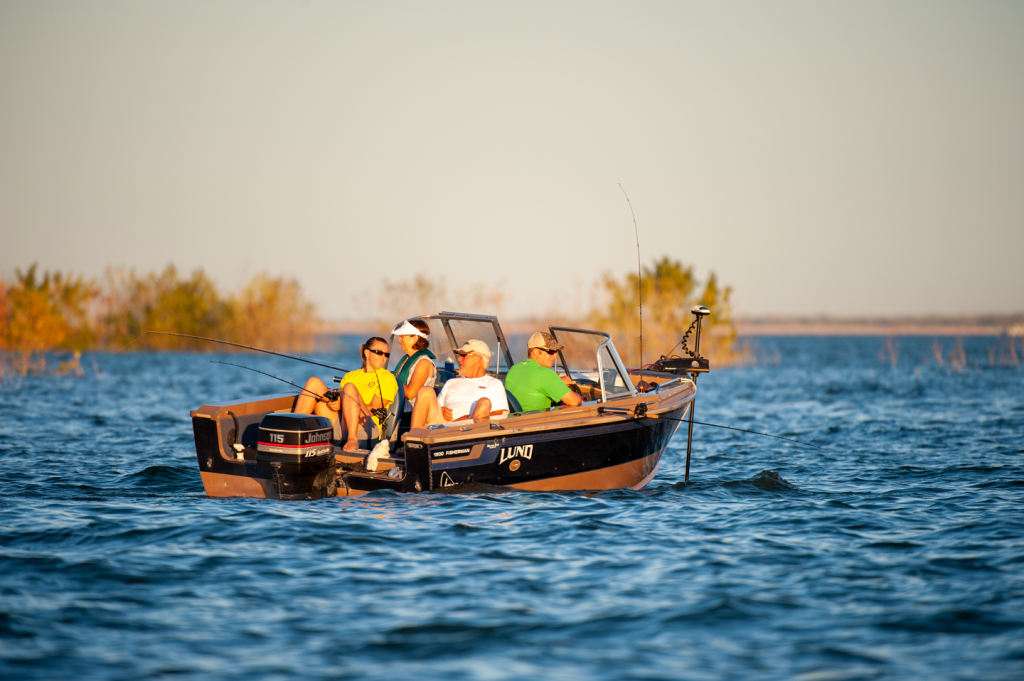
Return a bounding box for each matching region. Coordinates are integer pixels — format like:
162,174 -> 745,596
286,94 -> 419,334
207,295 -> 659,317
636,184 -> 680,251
190,308 -> 711,499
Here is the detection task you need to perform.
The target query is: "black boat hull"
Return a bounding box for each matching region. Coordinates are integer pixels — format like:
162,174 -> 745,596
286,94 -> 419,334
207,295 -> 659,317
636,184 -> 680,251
192,379 -> 694,499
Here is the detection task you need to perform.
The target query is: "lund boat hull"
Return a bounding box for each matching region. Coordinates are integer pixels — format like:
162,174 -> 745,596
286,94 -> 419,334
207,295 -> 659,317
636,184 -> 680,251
191,378 -> 693,500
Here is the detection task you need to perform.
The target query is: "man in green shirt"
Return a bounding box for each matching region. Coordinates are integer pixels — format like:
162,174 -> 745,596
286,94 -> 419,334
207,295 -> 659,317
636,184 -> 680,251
505,332 -> 584,413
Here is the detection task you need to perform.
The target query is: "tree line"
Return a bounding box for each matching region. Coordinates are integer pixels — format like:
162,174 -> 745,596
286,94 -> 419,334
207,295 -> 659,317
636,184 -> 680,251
1,257 -> 739,376
0,264 -> 319,374
360,256 -> 740,367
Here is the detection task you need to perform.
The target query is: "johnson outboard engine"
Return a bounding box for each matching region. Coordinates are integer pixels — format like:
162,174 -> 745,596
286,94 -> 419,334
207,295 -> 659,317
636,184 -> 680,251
256,413 -> 336,500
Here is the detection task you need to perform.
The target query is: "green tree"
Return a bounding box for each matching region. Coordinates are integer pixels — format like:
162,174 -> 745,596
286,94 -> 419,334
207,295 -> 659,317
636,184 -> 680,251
226,273 -> 320,352
99,265 -> 230,350
589,256 -> 739,367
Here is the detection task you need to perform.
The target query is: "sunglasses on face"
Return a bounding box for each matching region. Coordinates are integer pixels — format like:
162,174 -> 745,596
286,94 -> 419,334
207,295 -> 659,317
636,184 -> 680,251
366,348 -> 390,358
539,348 -> 559,356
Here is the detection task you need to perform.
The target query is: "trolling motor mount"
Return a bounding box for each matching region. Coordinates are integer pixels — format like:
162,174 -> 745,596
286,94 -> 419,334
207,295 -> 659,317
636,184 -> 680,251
652,305 -> 712,376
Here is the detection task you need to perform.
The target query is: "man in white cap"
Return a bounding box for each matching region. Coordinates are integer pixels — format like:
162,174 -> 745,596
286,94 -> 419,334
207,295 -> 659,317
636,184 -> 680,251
505,331 -> 583,413
410,339 -> 509,428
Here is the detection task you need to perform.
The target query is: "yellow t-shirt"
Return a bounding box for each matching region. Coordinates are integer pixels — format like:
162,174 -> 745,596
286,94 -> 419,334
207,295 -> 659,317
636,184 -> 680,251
339,368 -> 399,431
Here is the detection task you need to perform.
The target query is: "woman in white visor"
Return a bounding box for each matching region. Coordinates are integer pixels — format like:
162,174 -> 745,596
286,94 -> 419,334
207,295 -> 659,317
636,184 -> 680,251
391,319 -> 436,412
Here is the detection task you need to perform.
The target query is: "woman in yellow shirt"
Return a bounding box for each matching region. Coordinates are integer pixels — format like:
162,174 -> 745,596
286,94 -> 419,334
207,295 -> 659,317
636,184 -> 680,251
294,336 -> 398,451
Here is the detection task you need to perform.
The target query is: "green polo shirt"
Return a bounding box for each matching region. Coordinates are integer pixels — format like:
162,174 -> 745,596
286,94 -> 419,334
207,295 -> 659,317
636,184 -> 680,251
505,358 -> 571,413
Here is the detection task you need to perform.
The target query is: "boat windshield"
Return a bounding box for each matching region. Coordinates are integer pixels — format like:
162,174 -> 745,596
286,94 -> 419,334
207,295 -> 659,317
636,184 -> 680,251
547,327 -> 636,402
388,313 -> 513,377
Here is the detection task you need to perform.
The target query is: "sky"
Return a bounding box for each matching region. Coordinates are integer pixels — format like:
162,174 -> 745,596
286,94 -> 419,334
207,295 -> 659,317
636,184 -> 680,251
1,1 -> 1022,320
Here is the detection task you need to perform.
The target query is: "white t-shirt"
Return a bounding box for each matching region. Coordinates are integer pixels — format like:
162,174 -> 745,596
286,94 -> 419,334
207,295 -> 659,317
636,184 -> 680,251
438,375 -> 510,421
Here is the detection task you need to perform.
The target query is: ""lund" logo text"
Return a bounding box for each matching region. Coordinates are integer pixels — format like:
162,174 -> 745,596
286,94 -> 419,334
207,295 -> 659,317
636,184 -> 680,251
499,444 -> 533,465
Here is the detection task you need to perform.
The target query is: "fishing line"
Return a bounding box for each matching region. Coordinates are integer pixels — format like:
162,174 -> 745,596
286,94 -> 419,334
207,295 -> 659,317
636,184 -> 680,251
618,183 -> 643,377
106,360 -> 209,419
212,360 -> 337,403
89,330 -> 155,377
598,406 -> 827,451
682,418 -> 827,452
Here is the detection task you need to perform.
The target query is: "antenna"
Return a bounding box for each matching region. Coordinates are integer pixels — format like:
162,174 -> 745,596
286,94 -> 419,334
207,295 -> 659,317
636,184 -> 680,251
618,183 -> 642,373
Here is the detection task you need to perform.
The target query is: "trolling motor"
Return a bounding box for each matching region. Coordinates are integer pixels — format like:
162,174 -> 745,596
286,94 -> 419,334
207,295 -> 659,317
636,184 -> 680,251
651,305 -> 711,377
651,305 -> 711,483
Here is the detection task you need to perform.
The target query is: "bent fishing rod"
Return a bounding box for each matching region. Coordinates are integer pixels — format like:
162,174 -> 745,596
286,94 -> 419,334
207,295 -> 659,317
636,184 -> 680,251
212,360 -> 342,403
217,354 -> 391,439
598,403 -> 827,452
146,331 -> 352,373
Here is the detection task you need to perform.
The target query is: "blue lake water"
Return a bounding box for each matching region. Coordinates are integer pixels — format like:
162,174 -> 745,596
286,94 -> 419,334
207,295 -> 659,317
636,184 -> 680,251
1,336 -> 1022,680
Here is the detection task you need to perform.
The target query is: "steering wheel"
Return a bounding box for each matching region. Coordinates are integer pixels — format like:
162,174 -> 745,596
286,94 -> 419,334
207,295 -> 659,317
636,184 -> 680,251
568,384 -> 584,398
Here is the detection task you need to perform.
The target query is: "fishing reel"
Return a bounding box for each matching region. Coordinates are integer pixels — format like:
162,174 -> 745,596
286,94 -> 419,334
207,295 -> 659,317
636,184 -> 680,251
321,375 -> 347,402
370,407 -> 391,434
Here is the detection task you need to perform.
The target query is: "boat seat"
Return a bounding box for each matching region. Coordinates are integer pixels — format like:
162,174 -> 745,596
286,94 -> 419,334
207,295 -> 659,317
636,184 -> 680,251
384,383 -> 406,442
434,369 -> 457,393
505,389 -> 523,414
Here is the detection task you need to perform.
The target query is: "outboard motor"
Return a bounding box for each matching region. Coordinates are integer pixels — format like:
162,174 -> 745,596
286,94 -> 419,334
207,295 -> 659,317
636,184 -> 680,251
256,413 -> 336,500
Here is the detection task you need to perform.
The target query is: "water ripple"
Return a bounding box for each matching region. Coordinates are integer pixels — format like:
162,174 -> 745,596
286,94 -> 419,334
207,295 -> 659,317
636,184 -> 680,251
1,339 -> 1023,680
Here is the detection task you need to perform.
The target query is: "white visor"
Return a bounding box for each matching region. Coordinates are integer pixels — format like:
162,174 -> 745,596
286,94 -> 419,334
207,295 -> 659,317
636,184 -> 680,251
391,320 -> 429,339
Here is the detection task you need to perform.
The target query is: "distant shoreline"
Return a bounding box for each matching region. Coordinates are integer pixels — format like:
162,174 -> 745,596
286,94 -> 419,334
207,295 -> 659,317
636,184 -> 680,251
734,314 -> 1024,337
322,314 -> 1024,338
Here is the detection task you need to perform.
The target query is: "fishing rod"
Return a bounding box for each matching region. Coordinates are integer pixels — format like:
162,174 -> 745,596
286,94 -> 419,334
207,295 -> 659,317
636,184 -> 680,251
618,183 -> 643,378
217,355 -> 390,448
598,404 -> 827,452
107,360 -> 209,419
212,360 -> 341,403
147,331 -> 352,373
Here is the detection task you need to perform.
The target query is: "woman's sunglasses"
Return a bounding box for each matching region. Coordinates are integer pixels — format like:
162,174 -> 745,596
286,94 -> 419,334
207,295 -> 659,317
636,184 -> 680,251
366,348 -> 390,358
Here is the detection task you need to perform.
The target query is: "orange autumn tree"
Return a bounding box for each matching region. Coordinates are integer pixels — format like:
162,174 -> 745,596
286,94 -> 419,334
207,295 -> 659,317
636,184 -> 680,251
0,264 -> 97,372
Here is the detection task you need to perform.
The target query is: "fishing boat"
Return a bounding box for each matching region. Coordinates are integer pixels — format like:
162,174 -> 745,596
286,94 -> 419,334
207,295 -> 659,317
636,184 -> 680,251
190,308 -> 711,499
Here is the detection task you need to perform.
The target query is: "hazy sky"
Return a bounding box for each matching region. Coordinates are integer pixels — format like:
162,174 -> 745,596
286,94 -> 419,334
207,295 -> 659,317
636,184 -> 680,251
2,1 -> 1022,320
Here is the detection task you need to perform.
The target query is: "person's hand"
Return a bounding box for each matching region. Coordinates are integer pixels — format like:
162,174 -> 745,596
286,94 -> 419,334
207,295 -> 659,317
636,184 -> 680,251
327,398 -> 341,412
560,374 -> 576,387
441,407 -> 454,422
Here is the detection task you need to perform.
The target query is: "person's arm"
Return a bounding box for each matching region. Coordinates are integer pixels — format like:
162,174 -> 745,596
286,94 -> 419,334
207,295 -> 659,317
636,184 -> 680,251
488,379 -> 510,418
438,382 -> 455,422
403,359 -> 434,399
560,388 -> 583,407
543,371 -> 581,407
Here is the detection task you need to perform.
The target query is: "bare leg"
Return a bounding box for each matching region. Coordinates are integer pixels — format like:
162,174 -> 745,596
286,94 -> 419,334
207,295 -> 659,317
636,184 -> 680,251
294,377 -> 340,425
339,383 -> 367,452
411,386 -> 442,428
470,397 -> 492,423
294,377 -> 327,415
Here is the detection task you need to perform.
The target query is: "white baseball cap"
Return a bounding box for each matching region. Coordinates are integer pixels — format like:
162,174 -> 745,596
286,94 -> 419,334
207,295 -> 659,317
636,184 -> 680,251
454,339 -> 492,361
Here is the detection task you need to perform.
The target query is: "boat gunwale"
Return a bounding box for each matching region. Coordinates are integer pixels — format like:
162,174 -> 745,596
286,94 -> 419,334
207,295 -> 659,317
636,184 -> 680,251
400,379 -> 694,446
